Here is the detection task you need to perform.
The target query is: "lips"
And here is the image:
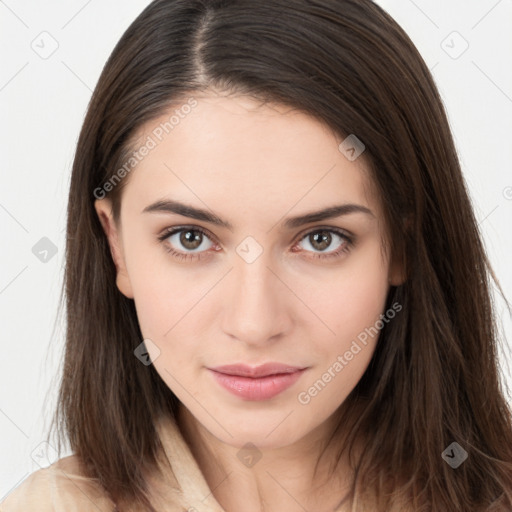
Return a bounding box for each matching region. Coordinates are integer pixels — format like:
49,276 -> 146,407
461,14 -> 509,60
208,363 -> 307,401
210,363 -> 306,378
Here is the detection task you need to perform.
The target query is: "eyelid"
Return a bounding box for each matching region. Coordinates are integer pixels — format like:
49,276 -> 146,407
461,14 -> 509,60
157,224 -> 218,244
292,224 -> 354,244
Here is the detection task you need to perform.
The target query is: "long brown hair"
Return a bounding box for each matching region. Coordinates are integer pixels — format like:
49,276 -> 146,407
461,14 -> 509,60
47,0 -> 512,510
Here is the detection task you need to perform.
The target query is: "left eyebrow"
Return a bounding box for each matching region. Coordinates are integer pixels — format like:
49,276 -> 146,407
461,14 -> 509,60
141,199 -> 374,231
282,203 -> 374,229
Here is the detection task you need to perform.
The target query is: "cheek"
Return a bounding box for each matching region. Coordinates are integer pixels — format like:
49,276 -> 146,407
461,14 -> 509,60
127,263 -> 220,379
122,240 -> 180,342
296,256 -> 390,412
122,231 -> 207,337
131,278 -> 202,349
305,243 -> 390,344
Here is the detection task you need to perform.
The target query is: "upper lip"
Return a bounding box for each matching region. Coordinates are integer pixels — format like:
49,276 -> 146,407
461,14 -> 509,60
209,363 -> 306,378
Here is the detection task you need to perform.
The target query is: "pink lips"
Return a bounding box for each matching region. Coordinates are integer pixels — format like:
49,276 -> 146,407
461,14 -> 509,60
208,363 -> 307,401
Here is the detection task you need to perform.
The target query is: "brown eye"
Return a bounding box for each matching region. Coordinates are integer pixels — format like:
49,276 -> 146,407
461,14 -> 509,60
179,229 -> 203,250
294,228 -> 353,259
298,229 -> 348,254
160,227 -> 215,254
308,230 -> 332,251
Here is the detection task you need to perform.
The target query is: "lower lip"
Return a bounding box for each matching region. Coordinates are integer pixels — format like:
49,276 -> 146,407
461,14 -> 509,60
209,369 -> 306,401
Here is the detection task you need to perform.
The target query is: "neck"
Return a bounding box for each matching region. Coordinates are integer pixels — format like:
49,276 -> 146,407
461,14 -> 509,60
176,403 -> 355,512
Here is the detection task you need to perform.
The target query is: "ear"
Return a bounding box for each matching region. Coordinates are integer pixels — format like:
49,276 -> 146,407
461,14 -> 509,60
388,255 -> 406,286
388,216 -> 410,286
94,198 -> 134,299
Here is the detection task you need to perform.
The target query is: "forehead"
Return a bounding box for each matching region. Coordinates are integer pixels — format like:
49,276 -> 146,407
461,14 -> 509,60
120,93 -> 379,223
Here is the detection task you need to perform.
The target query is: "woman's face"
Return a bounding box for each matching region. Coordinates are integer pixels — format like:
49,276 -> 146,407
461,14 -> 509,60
95,92 -> 402,450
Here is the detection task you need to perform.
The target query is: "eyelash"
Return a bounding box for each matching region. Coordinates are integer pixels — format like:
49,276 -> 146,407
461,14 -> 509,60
157,226 -> 354,262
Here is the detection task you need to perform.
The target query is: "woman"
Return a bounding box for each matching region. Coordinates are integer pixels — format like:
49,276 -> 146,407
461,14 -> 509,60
2,0 -> 511,510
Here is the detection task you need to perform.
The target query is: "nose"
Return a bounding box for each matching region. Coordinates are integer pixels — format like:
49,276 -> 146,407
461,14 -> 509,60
221,253 -> 293,346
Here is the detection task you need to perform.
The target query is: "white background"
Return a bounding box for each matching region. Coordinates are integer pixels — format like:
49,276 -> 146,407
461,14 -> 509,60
1,0 -> 511,499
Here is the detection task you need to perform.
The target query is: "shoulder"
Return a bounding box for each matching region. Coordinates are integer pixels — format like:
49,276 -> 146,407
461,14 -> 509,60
1,464 -> 52,511
0,455 -> 116,512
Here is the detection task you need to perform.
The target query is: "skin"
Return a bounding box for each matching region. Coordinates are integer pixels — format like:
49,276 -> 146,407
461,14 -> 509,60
95,90 -> 404,512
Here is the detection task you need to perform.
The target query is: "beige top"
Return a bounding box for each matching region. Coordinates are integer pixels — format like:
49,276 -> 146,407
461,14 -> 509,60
0,414 -> 227,512
0,416 -> 415,511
